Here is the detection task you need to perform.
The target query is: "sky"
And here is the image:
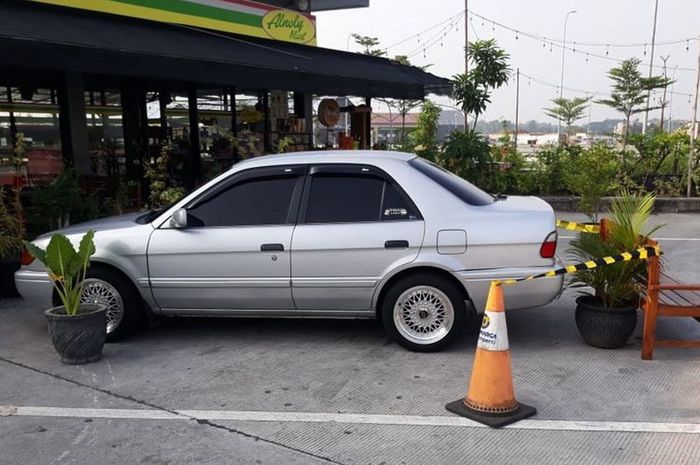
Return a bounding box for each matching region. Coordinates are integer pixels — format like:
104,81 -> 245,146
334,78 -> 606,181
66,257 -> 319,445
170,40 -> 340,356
315,0 -> 700,124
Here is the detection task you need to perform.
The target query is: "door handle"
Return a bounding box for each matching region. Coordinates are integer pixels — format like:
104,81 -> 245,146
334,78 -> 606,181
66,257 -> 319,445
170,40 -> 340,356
260,243 -> 284,252
385,240 -> 409,249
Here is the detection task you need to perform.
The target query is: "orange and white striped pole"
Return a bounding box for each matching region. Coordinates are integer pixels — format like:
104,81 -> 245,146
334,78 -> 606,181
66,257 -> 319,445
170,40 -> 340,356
445,281 -> 536,427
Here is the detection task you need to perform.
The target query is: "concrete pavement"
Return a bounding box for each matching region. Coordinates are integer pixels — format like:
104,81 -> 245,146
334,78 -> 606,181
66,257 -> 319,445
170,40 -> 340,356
1,213 -> 699,465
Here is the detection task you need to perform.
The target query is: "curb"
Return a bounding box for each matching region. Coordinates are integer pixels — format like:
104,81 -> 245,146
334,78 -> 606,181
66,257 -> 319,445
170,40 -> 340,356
541,196 -> 700,213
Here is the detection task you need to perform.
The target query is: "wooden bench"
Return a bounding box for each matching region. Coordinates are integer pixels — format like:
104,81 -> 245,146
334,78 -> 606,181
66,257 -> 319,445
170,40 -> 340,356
640,238 -> 700,360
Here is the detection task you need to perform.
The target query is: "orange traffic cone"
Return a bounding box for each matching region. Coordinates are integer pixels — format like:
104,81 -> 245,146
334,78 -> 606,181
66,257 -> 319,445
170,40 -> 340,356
445,281 -> 536,427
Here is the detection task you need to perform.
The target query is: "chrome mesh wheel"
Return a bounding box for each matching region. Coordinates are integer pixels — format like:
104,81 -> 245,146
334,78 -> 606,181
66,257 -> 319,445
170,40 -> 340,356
80,278 -> 124,335
393,285 -> 455,345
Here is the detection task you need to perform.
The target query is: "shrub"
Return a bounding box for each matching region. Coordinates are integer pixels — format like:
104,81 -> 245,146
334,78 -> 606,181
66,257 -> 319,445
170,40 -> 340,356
436,130 -> 491,188
411,101 -> 441,161
565,143 -> 620,219
529,144 -> 579,196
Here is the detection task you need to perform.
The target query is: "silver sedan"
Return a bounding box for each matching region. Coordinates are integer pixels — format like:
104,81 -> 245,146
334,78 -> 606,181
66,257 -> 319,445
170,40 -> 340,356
16,151 -> 562,351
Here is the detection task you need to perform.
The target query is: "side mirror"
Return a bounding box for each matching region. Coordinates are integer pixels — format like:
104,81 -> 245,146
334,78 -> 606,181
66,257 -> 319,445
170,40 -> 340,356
170,208 -> 188,229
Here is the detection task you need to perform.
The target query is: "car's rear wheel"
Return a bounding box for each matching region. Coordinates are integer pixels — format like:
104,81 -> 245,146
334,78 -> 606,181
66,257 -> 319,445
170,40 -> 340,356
78,268 -> 143,342
382,273 -> 466,352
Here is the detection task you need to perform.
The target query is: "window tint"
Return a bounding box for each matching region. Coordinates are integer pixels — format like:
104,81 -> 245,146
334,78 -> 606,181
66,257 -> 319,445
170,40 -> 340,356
188,176 -> 298,227
408,157 -> 494,206
306,175 -> 384,223
381,182 -> 418,221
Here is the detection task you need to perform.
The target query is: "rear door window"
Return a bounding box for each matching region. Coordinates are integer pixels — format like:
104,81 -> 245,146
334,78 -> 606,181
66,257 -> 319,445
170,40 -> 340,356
381,182 -> 418,221
303,167 -> 420,224
305,175 -> 384,223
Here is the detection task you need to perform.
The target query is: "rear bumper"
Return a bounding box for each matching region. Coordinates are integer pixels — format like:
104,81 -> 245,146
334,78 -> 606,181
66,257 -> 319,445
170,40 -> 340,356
456,263 -> 564,312
15,269 -> 53,310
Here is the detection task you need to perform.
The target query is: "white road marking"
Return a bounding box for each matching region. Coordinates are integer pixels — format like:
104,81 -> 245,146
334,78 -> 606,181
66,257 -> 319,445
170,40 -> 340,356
559,236 -> 700,241
3,405 -> 700,434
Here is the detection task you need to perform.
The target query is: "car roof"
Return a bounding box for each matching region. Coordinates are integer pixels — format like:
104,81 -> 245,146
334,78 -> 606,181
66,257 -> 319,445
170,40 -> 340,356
235,150 -> 417,168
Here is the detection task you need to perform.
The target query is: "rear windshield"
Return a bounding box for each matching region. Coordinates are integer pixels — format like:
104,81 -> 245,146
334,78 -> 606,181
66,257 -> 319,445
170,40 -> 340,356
408,157 -> 494,206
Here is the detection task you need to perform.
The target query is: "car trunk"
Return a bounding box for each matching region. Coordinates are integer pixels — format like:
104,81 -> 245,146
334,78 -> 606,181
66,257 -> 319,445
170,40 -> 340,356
461,195 -> 558,270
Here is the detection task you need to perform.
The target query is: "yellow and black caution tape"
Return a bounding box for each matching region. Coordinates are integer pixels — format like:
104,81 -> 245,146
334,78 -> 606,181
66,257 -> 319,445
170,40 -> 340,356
556,219 -> 600,234
495,245 -> 661,286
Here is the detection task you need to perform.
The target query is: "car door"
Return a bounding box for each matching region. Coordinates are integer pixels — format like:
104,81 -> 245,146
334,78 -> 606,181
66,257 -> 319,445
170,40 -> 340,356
147,165 -> 305,312
291,164 -> 425,312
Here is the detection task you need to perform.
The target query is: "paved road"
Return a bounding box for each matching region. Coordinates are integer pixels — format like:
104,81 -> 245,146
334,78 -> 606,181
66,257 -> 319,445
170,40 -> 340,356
1,213 -> 699,465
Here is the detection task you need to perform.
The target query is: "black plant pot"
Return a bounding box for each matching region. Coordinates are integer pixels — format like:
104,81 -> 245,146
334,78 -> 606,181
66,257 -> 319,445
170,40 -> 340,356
575,296 -> 638,349
0,257 -> 20,298
45,304 -> 107,365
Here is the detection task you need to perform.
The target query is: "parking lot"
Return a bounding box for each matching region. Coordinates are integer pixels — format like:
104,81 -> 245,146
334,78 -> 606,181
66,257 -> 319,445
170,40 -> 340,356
1,212 -> 699,465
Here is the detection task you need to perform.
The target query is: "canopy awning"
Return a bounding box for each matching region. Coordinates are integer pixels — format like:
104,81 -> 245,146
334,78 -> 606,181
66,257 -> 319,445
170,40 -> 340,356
0,1 -> 451,100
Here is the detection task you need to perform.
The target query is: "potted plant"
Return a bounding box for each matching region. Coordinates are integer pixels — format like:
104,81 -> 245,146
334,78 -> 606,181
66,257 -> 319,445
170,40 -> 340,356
24,230 -> 105,364
568,191 -> 662,349
0,133 -> 28,297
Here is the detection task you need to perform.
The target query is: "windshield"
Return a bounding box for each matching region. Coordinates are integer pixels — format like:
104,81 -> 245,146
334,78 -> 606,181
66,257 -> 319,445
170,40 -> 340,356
408,158 -> 494,206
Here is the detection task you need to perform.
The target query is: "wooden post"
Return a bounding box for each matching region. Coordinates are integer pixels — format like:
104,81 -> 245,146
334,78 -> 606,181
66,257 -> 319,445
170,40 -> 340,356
641,241 -> 660,360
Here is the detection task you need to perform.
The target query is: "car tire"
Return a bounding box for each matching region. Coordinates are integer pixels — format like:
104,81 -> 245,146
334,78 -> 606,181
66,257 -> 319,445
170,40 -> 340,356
381,273 -> 466,352
78,267 -> 144,342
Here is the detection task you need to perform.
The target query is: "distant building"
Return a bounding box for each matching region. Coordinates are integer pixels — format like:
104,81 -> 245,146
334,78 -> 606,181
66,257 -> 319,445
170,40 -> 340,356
371,112 -> 419,146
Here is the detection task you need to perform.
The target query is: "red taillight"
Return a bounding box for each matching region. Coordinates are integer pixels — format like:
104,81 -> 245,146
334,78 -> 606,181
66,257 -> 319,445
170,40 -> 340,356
540,231 -> 557,258
20,247 -> 35,266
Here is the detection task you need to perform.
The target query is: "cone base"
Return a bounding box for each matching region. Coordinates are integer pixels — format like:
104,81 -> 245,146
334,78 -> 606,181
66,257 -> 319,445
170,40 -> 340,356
445,399 -> 536,428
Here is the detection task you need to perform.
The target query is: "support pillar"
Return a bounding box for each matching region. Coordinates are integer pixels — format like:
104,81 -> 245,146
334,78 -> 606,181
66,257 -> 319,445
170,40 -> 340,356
187,85 -> 201,189
262,90 -> 271,153
294,92 -> 314,150
120,82 -> 147,185
365,97 -> 372,149
58,72 -> 91,174
229,87 -> 237,136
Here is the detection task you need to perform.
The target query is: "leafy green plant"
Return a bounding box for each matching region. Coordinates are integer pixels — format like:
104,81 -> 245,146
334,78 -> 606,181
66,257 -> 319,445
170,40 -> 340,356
350,33 -> 386,57
144,144 -> 185,209
30,170 -> 83,231
0,132 -> 29,257
453,39 -> 511,130
489,139 -> 529,195
275,136 -> 295,154
24,230 -> 96,315
0,188 -> 22,259
627,131 -> 689,191
597,58 -> 673,151
565,143 -> 620,220
568,191 -> 662,309
411,101 -> 442,160
544,97 -> 591,136
529,144 -> 579,195
236,130 -> 262,160
436,130 -> 491,186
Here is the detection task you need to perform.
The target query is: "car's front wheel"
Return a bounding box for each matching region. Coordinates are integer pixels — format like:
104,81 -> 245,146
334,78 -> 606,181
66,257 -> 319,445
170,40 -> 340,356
78,268 -> 144,342
381,273 -> 466,352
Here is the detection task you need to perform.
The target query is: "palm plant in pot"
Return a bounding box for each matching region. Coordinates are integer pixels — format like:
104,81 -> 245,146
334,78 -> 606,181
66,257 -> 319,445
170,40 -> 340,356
568,192 -> 662,349
24,230 -> 105,364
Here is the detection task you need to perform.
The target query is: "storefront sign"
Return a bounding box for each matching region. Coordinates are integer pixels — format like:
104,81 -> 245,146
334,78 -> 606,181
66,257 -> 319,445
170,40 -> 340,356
30,0 -> 317,45
262,10 -> 315,44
